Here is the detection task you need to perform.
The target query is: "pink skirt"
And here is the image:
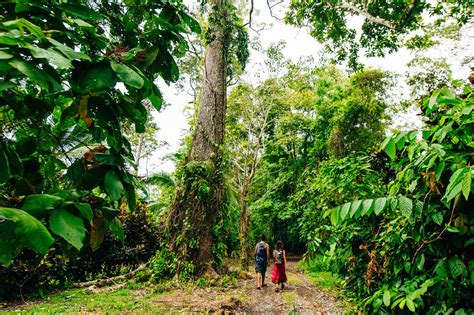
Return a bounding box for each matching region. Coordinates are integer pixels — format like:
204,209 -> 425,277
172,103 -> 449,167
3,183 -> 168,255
271,263 -> 287,283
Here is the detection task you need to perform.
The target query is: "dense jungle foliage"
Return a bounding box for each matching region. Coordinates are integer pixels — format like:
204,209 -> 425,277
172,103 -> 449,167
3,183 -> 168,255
1,0 -> 473,313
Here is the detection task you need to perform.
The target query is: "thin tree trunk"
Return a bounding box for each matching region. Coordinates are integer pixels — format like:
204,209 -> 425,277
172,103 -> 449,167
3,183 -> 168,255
167,1 -> 228,276
239,188 -> 250,270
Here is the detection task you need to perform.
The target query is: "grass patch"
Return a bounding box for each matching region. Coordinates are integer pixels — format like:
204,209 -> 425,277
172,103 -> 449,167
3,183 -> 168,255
282,291 -> 297,306
286,273 -> 303,285
4,284 -> 173,313
307,271 -> 339,290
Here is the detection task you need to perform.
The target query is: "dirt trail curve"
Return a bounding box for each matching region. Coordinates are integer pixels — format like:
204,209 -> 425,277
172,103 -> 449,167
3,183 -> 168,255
153,256 -> 345,314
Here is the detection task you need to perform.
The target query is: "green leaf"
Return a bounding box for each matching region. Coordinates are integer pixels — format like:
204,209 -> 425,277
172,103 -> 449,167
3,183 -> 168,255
49,209 -> 86,251
179,12 -> 201,34
46,38 -> 91,61
444,168 -> 469,201
0,51 -> 13,59
9,59 -> 60,91
74,203 -> 93,223
111,61 -> 144,89
434,259 -> 448,277
339,202 -> 350,222
406,298 -> 415,312
435,160 -> 445,181
464,238 -> 474,248
104,171 -> 124,201
374,197 -> 387,215
461,168 -> 471,200
108,217 -> 124,242
0,81 -> 14,91
22,194 -> 63,217
389,197 -> 398,211
399,196 -> 413,218
385,138 -> 396,159
76,62 -> 117,92
3,18 -> 44,38
0,207 -> 54,266
125,183 -> 136,211
349,199 -> 362,218
361,199 -> 374,216
448,257 -> 467,279
428,89 -> 441,109
148,84 -> 163,111
101,207 -> 120,221
383,290 -> 391,307
58,3 -> 103,20
27,45 -> 72,69
330,207 -> 338,225
416,253 -> 425,271
432,212 -> 444,225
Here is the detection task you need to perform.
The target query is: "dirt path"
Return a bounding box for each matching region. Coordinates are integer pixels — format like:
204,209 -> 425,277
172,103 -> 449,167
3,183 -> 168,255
3,257 -> 346,314
152,257 -> 345,314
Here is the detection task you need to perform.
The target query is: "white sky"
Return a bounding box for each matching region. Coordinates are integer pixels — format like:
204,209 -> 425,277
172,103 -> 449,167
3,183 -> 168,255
141,1 -> 472,175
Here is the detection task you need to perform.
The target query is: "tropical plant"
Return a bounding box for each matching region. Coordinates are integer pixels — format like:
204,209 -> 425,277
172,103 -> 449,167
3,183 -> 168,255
331,83 -> 473,313
0,0 -> 198,265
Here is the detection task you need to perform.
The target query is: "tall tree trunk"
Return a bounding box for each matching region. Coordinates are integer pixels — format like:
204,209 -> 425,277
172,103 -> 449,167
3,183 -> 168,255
167,1 -> 228,276
239,188 -> 250,270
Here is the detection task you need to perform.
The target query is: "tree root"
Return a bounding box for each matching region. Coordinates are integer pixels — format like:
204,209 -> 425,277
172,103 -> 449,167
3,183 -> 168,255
72,265 -> 148,288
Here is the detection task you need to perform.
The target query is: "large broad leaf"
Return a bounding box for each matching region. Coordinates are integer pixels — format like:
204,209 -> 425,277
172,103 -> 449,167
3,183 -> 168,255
179,12 -> 201,34
330,207 -> 338,225
148,84 -> 163,111
349,199 -> 362,218
399,196 -> 413,218
0,51 -> 13,59
76,62 -> 117,92
58,3 -> 103,20
104,171 -> 124,201
448,257 -> 467,279
9,59 -> 60,91
361,199 -> 374,216
46,38 -> 91,61
49,209 -> 86,251
339,202 -> 351,222
125,182 -> 137,211
461,168 -> 471,200
0,207 -> 54,266
74,203 -> 93,224
383,290 -> 391,307
111,61 -> 144,89
444,167 -> 469,201
22,194 -> 63,217
27,44 -> 72,69
374,197 -> 388,215
385,138 -> 396,159
3,18 -> 44,38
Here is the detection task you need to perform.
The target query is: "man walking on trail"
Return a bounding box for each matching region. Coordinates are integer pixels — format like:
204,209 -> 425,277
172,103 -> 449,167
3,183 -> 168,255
254,234 -> 270,289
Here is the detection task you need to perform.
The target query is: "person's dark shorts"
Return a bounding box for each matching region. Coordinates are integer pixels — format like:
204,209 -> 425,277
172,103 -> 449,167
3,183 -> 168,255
255,260 -> 267,274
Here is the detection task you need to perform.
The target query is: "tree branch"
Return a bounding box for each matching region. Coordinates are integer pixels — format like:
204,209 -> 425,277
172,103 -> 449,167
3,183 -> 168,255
267,0 -> 284,21
341,2 -> 397,30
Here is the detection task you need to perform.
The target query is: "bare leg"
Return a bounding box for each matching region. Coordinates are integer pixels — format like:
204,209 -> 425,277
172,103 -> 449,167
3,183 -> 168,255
256,273 -> 261,289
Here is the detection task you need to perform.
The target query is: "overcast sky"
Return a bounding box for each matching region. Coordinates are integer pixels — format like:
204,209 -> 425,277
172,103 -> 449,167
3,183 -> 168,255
141,1 -> 472,175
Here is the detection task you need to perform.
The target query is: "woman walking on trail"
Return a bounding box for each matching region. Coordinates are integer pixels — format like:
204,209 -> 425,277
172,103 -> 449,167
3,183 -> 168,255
271,240 -> 287,292
254,234 -> 270,289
